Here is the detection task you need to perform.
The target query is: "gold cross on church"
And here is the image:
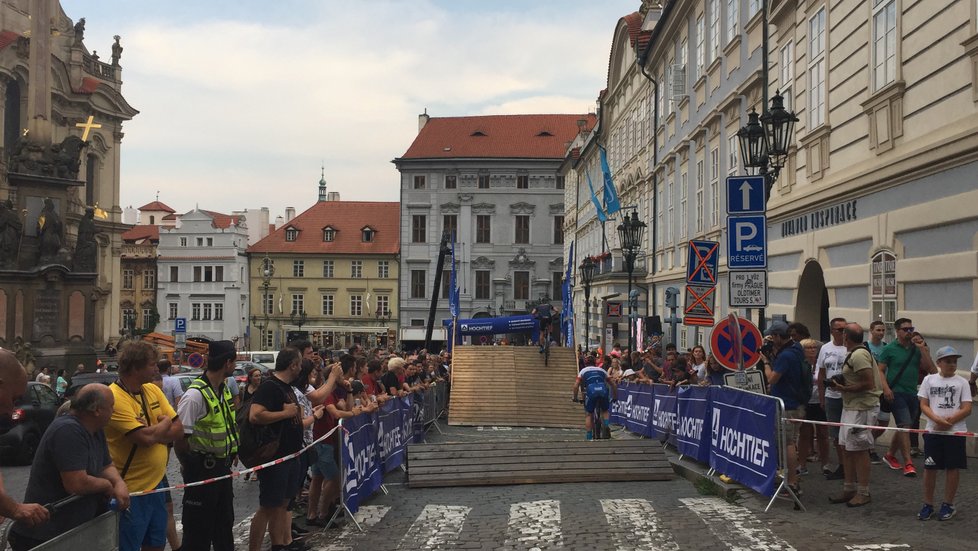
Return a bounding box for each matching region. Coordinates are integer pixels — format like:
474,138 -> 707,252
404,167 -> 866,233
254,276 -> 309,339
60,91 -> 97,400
76,115 -> 102,141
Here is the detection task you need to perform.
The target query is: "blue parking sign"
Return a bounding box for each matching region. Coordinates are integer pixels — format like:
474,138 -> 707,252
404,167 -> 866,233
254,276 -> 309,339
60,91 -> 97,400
174,317 -> 187,333
727,215 -> 767,269
726,176 -> 765,214
686,240 -> 719,285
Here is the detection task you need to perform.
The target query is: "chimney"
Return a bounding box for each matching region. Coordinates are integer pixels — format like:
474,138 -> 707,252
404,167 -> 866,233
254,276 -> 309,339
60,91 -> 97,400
418,108 -> 430,133
327,191 -> 340,202
286,207 -> 296,222
274,215 -> 284,229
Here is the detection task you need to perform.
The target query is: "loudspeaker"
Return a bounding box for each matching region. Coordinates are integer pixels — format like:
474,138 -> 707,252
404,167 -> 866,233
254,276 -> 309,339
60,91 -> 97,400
646,315 -> 663,336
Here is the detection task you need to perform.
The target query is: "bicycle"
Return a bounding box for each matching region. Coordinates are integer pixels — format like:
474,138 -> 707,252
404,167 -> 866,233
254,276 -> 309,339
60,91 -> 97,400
572,392 -> 610,440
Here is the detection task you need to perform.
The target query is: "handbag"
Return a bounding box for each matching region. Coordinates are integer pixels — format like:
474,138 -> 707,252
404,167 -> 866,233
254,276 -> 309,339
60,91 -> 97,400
879,347 -> 917,413
237,383 -> 294,468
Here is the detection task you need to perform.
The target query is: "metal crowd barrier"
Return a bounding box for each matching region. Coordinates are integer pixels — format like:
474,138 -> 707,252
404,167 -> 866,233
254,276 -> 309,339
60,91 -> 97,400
418,382 -> 448,436
1,509 -> 118,550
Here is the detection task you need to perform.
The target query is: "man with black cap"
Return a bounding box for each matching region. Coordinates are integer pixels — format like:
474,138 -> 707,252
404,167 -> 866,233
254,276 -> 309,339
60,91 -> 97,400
760,319 -> 806,496
174,340 -> 239,551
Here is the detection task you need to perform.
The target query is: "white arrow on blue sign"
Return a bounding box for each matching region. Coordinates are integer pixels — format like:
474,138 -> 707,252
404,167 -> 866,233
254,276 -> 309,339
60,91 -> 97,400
727,215 -> 767,269
726,175 -> 766,214
174,317 -> 187,333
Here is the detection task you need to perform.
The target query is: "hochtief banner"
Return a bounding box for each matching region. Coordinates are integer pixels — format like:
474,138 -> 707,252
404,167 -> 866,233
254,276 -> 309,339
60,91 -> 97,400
709,387 -> 779,497
676,385 -> 712,464
609,382 -> 654,437
376,395 -> 413,474
651,385 -> 678,447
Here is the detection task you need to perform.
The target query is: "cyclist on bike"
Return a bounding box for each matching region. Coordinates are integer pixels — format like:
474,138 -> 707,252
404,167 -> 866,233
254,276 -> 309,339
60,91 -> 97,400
572,361 -> 616,440
531,302 -> 554,353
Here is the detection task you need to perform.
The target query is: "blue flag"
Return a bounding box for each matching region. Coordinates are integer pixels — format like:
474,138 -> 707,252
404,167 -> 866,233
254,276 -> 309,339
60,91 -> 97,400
449,232 -> 460,318
599,146 -> 622,215
562,241 -> 574,347
586,171 -> 607,223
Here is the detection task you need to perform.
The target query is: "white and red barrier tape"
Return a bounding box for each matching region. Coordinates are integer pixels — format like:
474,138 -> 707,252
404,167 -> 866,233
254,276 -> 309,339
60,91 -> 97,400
129,425 -> 342,497
785,417 -> 978,438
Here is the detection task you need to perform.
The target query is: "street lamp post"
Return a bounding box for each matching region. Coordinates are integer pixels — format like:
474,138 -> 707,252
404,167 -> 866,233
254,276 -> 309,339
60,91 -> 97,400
617,210 -> 646,353
259,254 -> 275,351
290,310 -> 308,331
579,256 -> 596,351
375,306 -> 391,347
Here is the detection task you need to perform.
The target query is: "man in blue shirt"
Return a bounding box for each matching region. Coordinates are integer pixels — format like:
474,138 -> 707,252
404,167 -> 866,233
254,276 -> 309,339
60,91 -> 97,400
762,320 -> 806,496
573,364 -> 616,440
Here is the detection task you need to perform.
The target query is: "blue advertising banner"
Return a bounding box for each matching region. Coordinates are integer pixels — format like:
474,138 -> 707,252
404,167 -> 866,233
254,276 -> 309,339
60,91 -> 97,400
651,385 -> 678,447
442,315 -> 540,344
376,397 -> 410,473
708,387 -> 779,497
676,385 -> 712,464
608,382 -> 654,437
411,392 -> 426,443
341,413 -> 384,515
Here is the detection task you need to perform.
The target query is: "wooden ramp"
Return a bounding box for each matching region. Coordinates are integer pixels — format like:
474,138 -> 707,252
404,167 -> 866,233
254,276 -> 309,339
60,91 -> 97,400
407,439 -> 673,488
449,345 -> 580,428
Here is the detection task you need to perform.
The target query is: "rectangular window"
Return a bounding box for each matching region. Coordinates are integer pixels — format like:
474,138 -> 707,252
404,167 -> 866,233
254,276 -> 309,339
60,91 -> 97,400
203,266 -> 213,282
322,294 -> 334,316
142,308 -> 153,330
196,237 -> 204,247
667,178 -> 674,244
478,174 -> 490,189
215,266 -> 223,282
711,148 -> 720,227
377,260 -> 389,279
291,294 -> 304,314
726,0 -> 739,44
476,215 -> 491,243
412,215 -> 426,243
168,303 -> 178,320
376,295 -> 390,316
695,161 -> 705,233
413,175 -> 426,189
873,0 -> 897,91
553,216 -> 564,245
262,330 -> 274,350
191,303 -> 201,320
322,260 -> 334,278
709,0 -> 720,60
202,303 -> 212,321
515,215 -> 530,244
350,295 -> 362,317
555,175 -> 565,189
656,184 -> 664,248
445,175 -> 457,189
143,270 -> 156,289
264,294 -> 274,315
170,266 -> 178,282
214,303 -> 223,321
780,41 -> 795,111
748,0 -> 761,17
696,15 -> 705,77
293,260 -> 304,277
680,172 -> 688,239
809,7 -> 827,128
475,270 -> 491,300
206,237 -> 213,247
516,174 -> 529,189
410,270 -> 426,299
728,134 -> 739,175
553,272 -> 563,301
122,269 -> 134,289
513,271 -> 529,300
443,214 -> 458,240
179,237 -> 187,247
351,260 -> 362,279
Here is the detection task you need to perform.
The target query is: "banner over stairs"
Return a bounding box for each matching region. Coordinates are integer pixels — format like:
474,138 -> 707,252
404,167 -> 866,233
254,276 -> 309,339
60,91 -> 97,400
407,439 -> 672,488
449,345 -> 580,428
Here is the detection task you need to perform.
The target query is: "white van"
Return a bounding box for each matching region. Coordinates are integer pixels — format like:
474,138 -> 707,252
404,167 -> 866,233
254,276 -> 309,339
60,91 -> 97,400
236,351 -> 278,369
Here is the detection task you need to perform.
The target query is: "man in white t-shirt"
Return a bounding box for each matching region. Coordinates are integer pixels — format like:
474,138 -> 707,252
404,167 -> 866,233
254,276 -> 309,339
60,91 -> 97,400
916,346 -> 972,521
968,351 -> 977,397
817,317 -> 849,478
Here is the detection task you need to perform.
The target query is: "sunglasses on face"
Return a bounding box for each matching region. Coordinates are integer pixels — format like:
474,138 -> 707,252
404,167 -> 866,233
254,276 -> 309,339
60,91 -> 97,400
899,326 -> 915,332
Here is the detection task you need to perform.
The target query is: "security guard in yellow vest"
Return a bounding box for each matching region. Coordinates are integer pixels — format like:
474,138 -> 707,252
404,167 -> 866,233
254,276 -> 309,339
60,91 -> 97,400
175,340 -> 239,551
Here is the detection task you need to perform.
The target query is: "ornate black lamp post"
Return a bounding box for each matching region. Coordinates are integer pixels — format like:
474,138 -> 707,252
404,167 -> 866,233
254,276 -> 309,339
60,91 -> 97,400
290,309 -> 308,331
579,256 -> 596,350
259,254 -> 274,350
617,210 -> 646,353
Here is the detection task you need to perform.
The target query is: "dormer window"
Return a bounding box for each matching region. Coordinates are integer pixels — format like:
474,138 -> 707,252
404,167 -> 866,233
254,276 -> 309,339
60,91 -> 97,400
362,227 -> 375,242
322,227 -> 336,242
285,227 -> 298,242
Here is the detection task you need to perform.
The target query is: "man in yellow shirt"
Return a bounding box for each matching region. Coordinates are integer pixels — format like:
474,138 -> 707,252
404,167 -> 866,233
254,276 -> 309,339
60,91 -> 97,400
106,342 -> 183,551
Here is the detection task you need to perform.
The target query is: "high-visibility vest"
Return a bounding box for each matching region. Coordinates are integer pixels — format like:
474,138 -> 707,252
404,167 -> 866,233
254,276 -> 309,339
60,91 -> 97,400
186,377 -> 239,458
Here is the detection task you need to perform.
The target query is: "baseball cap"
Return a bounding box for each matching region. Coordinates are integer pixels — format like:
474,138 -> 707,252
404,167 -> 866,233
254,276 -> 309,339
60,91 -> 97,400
935,346 -> 962,361
623,369 -> 637,377
763,320 -> 790,337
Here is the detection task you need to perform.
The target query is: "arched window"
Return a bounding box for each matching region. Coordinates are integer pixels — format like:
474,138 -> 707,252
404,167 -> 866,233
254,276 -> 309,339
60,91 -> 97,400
871,251 -> 897,338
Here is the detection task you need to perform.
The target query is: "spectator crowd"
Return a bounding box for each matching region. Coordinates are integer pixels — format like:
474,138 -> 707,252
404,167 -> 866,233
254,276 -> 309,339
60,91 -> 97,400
0,342 -> 450,551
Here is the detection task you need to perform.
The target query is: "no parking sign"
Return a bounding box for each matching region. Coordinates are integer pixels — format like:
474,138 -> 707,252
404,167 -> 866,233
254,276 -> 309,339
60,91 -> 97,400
709,316 -> 763,371
187,352 -> 205,369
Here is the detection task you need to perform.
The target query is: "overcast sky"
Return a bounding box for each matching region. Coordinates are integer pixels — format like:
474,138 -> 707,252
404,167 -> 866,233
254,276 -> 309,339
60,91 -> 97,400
65,0 -> 639,219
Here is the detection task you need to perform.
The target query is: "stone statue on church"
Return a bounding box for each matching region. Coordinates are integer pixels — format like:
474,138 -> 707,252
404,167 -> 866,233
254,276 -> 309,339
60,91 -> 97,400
73,206 -> 97,272
0,199 -> 23,268
73,18 -> 85,45
36,198 -> 67,266
111,35 -> 123,66
8,135 -> 87,180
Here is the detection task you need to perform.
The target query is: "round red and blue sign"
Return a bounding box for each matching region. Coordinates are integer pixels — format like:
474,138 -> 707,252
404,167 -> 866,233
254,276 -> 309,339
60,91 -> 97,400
710,316 -> 763,371
187,352 -> 205,369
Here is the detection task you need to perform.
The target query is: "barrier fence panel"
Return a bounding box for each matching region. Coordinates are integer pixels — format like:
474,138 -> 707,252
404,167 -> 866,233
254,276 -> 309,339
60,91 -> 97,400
651,384 -> 679,448
3,510 -> 120,551
609,382 -> 654,437
376,396 -> 413,474
676,385 -> 712,464
708,386 -> 780,498
340,413 -> 384,517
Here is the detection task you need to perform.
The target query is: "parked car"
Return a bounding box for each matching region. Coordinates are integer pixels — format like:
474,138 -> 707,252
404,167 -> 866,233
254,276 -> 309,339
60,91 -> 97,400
233,361 -> 270,386
236,351 -> 278,369
0,382 -> 61,464
64,372 -> 119,401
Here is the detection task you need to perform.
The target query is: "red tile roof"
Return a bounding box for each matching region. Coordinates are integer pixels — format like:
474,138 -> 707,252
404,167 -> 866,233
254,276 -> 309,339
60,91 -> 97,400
201,210 -> 241,229
248,201 -> 399,255
121,224 -> 160,243
397,114 -> 596,160
606,13 -> 653,93
138,201 -> 176,213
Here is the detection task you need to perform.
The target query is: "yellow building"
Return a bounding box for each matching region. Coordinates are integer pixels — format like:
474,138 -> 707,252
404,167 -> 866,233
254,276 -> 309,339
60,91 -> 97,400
247,196 -> 400,351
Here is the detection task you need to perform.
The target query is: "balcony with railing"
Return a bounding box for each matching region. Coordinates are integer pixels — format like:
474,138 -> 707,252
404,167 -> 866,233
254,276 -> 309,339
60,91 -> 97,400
82,53 -> 117,81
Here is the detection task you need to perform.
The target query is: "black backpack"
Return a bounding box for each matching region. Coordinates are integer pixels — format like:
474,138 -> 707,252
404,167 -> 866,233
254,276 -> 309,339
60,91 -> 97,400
788,344 -> 813,406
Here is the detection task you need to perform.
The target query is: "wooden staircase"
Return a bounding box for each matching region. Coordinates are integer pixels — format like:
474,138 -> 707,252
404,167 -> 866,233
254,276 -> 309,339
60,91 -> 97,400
407,439 -> 673,488
448,345 -> 580,428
